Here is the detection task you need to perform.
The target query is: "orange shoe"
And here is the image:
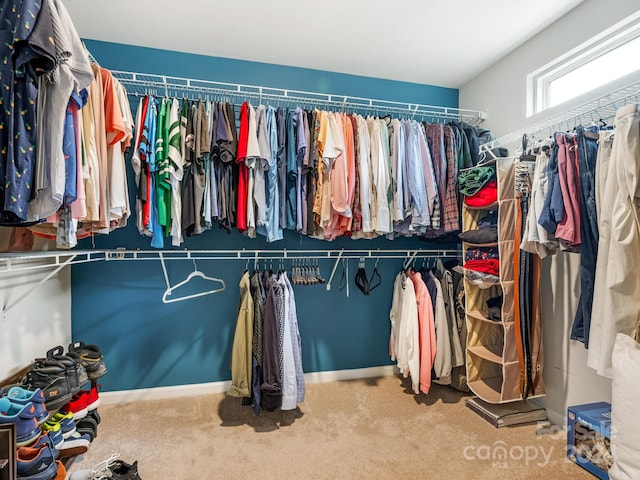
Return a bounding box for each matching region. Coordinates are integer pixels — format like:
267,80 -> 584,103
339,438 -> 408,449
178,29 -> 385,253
55,460 -> 67,480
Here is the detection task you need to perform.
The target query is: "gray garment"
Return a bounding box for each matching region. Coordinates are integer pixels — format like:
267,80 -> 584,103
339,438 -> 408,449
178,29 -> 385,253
192,101 -> 210,235
29,0 -> 94,221
254,106 -> 270,228
276,107 -> 287,229
434,260 -> 465,368
261,272 -> 281,412
283,273 -> 305,403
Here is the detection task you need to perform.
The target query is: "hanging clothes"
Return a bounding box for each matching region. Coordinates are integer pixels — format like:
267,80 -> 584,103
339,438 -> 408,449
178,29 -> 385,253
229,271 -> 254,399
569,126 -> 600,346
0,0 -> 55,224
261,271 -> 282,411
128,95 -> 480,246
520,141 -> 559,258
589,104 -> 640,378
389,271 -> 420,394
408,270 -> 436,395
229,268 -> 305,414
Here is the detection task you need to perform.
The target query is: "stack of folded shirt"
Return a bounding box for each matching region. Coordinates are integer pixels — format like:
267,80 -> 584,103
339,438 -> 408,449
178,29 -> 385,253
465,181 -> 498,208
462,258 -> 500,276
459,165 -> 498,209
458,166 -> 496,196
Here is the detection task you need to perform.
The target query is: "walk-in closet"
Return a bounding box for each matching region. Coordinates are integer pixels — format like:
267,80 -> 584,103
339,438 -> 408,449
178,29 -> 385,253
1,1 -> 639,479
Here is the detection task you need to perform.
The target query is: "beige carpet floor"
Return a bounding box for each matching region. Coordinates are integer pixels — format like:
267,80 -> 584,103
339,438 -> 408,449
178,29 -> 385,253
66,375 -> 592,480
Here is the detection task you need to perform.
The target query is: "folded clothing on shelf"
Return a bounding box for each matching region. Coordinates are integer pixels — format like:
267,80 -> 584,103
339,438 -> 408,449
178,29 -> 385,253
486,295 -> 503,321
478,212 -> 498,229
463,258 -> 500,277
459,228 -> 498,244
458,166 -> 496,196
464,181 -> 498,208
465,247 -> 499,262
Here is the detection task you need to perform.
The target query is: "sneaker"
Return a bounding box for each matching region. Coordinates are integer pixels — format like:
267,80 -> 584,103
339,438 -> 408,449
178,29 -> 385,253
63,351 -> 90,389
43,412 -> 76,439
76,415 -> 98,442
0,397 -> 40,446
38,346 -> 88,395
63,385 -> 100,420
69,453 -> 120,480
16,444 -> 58,480
68,341 -> 107,380
5,386 -> 49,425
24,363 -> 72,411
54,460 -> 66,480
58,431 -> 91,458
109,459 -> 141,480
86,409 -> 101,425
30,430 -> 63,453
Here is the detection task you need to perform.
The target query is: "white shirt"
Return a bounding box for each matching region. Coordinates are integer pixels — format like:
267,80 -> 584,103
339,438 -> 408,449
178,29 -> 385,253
278,274 -> 298,410
389,272 -> 420,394
355,115 -> 373,235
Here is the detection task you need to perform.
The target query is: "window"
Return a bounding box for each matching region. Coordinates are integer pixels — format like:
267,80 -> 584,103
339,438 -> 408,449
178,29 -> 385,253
528,11 -> 640,116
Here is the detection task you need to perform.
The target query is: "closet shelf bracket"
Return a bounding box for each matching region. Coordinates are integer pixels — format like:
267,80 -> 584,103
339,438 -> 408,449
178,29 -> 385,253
2,255 -> 77,319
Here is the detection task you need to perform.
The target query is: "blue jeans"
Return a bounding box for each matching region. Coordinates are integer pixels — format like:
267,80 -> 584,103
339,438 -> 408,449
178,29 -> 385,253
537,140 -> 564,234
570,126 -> 599,346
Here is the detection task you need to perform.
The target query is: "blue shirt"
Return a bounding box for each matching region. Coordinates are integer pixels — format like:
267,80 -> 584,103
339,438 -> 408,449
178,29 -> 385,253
538,140 -> 564,234
0,0 -> 55,223
257,107 -> 283,242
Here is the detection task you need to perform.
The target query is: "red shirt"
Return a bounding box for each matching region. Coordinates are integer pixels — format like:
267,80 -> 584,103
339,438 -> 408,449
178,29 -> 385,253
236,103 -> 250,232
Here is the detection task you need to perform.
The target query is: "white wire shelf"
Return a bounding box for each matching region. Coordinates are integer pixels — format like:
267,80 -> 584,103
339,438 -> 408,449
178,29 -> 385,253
480,78 -> 640,153
0,248 -> 460,273
110,70 -> 487,125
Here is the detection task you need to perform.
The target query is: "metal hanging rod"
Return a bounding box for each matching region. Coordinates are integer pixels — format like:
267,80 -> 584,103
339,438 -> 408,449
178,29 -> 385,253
479,78 -> 640,154
0,248 -> 460,274
101,248 -> 460,261
109,70 -> 486,125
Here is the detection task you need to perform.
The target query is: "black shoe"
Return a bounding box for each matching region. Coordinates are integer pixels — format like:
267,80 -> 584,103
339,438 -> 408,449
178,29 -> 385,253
37,346 -> 88,394
69,341 -> 108,380
109,459 -> 142,479
86,409 -> 101,425
76,415 -> 98,442
23,364 -> 72,411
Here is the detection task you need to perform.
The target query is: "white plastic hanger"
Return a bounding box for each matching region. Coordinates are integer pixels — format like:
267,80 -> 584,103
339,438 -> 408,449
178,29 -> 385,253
160,253 -> 226,304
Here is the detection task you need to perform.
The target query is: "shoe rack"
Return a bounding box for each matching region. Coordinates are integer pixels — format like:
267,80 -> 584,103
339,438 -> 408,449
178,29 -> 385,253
0,367 -> 29,480
0,424 -> 15,480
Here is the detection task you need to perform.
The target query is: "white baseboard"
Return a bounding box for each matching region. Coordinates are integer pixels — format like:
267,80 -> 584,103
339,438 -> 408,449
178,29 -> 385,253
530,399 -> 566,429
99,365 -> 397,405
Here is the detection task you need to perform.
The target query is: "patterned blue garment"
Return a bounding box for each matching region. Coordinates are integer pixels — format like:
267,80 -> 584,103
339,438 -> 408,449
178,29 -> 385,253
257,107 -> 283,242
0,0 -> 55,223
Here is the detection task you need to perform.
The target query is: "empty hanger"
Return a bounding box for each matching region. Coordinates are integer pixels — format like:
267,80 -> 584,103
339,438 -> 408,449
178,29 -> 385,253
160,253 -> 226,304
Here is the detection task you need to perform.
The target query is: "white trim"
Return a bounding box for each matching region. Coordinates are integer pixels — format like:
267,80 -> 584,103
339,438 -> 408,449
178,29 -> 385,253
527,10 -> 640,116
98,365 -> 397,405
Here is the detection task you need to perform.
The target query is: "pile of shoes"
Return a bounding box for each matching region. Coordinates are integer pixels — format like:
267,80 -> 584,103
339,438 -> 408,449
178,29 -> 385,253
69,453 -> 142,480
0,341 -> 108,480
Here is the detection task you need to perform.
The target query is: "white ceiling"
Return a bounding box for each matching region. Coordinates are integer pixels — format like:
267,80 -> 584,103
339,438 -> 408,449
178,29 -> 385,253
64,0 -> 584,88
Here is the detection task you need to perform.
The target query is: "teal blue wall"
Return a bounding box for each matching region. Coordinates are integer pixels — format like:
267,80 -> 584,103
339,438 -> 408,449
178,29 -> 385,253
71,40 -> 459,392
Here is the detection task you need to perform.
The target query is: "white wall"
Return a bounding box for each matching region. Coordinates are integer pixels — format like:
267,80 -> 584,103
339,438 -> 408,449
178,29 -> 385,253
0,230 -> 72,381
461,0 -> 640,140
460,0 -> 640,426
